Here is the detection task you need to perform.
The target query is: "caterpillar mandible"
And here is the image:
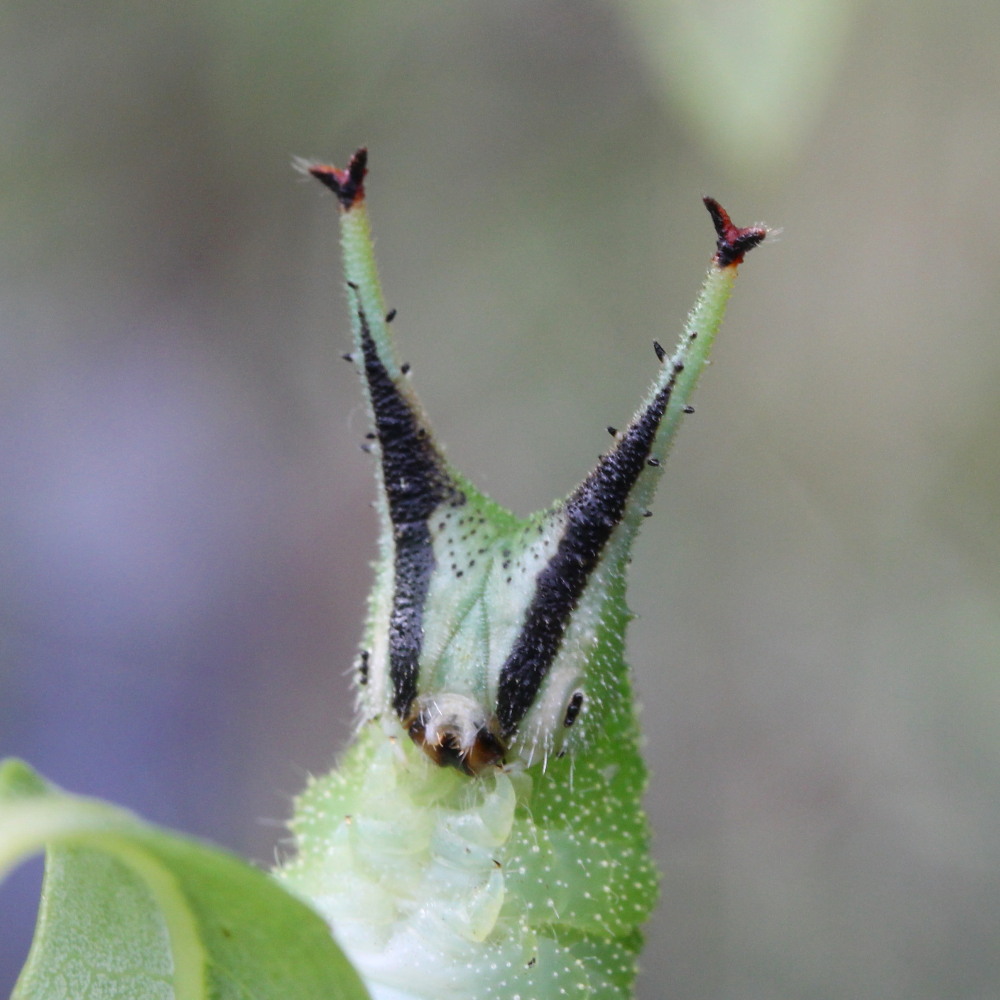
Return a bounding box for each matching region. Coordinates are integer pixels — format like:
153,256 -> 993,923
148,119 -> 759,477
278,149 -> 766,1000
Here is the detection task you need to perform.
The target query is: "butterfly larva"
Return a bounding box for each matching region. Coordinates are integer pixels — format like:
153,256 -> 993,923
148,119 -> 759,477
279,149 -> 766,1000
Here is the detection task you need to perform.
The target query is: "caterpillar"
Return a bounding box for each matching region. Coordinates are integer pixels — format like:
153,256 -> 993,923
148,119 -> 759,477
278,149 -> 766,1000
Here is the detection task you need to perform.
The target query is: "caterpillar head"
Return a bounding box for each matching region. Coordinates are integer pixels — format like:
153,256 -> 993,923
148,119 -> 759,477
307,148 -> 766,775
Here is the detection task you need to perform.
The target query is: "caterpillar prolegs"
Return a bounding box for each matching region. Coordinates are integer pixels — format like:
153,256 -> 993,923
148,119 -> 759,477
278,150 -> 766,1000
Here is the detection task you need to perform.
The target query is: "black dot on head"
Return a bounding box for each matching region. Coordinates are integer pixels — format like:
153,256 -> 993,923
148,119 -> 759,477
563,691 -> 584,727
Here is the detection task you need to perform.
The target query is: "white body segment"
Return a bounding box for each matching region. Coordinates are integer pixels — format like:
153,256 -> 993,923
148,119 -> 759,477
283,721 -> 656,1000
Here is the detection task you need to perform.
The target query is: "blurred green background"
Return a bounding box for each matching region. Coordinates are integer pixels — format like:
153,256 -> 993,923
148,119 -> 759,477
2,1 -> 999,997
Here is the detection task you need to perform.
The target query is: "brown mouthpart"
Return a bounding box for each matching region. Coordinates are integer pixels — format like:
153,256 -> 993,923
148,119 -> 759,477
309,147 -> 368,210
409,723 -> 506,776
703,197 -> 767,267
404,695 -> 507,776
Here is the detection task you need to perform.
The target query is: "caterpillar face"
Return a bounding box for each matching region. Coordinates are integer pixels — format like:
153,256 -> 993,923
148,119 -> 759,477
308,148 -> 765,776
333,276 -> 682,773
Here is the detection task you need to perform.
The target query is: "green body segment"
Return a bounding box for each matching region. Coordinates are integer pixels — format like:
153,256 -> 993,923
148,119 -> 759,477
281,581 -> 658,1000
279,153 -> 762,1000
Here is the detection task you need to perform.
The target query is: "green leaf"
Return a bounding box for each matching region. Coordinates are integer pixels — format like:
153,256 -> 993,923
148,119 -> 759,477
0,759 -> 369,1000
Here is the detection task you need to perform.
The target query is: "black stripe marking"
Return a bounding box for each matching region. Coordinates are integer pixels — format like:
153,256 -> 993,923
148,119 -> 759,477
353,296 -> 457,717
496,364 -> 681,735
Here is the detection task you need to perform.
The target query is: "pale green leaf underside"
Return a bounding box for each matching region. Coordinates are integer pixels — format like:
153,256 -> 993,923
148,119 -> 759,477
0,758 -> 369,1000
